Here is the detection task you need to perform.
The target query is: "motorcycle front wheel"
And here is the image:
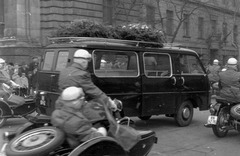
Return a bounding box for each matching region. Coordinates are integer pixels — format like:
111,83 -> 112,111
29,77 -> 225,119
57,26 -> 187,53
212,107 -> 229,138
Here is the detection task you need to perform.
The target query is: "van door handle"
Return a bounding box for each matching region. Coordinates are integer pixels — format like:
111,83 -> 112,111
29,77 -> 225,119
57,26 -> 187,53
171,77 -> 176,85
180,77 -> 185,85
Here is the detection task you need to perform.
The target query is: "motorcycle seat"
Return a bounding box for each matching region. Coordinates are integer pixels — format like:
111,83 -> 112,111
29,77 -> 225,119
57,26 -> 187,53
215,96 -> 239,104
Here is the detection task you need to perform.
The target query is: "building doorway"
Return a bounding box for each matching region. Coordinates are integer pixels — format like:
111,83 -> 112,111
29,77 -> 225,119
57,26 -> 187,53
209,49 -> 218,65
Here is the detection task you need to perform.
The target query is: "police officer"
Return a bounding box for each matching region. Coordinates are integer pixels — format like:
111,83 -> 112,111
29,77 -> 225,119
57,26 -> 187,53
58,49 -> 117,110
207,59 -> 221,84
218,58 -> 240,102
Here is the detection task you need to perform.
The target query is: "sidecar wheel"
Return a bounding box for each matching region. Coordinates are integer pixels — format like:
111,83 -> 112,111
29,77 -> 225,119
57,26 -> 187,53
0,108 -> 6,128
174,101 -> 193,127
230,104 -> 240,120
212,108 -> 228,138
5,127 -> 65,156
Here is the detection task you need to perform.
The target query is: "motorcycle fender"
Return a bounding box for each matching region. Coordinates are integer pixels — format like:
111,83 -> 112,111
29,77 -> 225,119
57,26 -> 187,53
0,100 -> 12,116
15,122 -> 36,136
212,103 -> 223,115
68,136 -> 127,156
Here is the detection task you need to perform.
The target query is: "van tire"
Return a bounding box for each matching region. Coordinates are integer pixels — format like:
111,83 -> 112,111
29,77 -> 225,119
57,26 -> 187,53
174,101 -> 193,127
138,116 -> 151,120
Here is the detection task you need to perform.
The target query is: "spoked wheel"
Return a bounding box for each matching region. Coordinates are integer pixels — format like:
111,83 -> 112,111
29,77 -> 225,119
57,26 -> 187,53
0,108 -> 6,128
138,116 -> 151,121
5,127 -> 65,156
212,108 -> 229,138
174,101 -> 194,127
230,104 -> 240,120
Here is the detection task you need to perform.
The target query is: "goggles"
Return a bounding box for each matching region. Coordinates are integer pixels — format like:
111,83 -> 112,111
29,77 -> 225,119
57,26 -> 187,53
74,57 -> 92,62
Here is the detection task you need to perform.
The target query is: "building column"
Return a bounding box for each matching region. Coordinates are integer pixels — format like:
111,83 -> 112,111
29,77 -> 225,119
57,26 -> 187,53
3,0 -> 40,45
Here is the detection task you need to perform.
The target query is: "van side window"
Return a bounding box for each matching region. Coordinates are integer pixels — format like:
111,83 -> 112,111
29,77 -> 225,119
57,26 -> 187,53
180,55 -> 204,74
55,51 -> 69,71
42,51 -> 54,70
144,53 -> 171,77
93,50 -> 138,77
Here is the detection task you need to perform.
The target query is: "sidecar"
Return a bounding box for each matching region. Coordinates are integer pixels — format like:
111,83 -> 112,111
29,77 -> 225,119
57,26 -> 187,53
1,126 -> 157,156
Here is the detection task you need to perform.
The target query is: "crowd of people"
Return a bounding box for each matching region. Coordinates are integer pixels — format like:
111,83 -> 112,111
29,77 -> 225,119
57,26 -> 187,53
0,57 -> 39,97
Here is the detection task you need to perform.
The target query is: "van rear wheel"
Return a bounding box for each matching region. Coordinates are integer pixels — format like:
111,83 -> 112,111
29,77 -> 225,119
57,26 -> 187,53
174,101 -> 193,127
138,116 -> 151,120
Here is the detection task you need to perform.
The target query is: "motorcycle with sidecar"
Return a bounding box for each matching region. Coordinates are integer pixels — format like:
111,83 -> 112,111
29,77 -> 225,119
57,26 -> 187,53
205,96 -> 240,137
0,99 -> 158,156
0,83 -> 38,128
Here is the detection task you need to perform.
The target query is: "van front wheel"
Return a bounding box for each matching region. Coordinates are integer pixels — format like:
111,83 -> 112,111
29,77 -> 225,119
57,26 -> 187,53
174,101 -> 193,127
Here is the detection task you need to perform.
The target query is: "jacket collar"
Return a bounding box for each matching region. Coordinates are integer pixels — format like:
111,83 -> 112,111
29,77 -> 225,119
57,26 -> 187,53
72,63 -> 85,70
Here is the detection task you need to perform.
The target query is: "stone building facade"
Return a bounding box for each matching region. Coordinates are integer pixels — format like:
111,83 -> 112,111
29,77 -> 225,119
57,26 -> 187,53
0,0 -> 239,67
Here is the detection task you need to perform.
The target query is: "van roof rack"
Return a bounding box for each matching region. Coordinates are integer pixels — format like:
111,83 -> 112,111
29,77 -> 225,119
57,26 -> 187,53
163,43 -> 182,47
48,37 -> 164,48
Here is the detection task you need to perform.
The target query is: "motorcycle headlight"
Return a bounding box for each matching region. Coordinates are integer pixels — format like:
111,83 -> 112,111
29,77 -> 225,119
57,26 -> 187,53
209,107 -> 215,114
3,131 -> 16,141
209,104 -> 216,114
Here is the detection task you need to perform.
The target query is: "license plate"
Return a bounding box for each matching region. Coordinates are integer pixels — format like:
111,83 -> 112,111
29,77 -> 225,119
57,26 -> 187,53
40,100 -> 46,106
207,115 -> 218,125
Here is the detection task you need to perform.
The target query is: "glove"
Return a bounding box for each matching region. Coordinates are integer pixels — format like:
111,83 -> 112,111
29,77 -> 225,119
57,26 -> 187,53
108,98 -> 118,112
97,127 -> 107,136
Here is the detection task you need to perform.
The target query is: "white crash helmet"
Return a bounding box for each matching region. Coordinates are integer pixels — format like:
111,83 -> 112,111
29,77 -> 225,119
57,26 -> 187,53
0,58 -> 5,64
213,59 -> 219,65
74,49 -> 91,58
61,86 -> 85,101
227,58 -> 238,65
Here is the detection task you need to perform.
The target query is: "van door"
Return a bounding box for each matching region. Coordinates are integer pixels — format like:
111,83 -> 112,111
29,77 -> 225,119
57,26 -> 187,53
37,49 -> 72,115
91,50 -> 141,117
141,52 -> 179,116
176,54 -> 210,110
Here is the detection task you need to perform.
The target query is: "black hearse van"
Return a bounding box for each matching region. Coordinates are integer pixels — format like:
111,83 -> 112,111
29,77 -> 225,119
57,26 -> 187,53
36,37 -> 211,127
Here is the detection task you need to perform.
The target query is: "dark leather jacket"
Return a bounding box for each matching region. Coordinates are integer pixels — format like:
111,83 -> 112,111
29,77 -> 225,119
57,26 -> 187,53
219,67 -> 240,102
207,64 -> 221,82
58,63 -> 108,102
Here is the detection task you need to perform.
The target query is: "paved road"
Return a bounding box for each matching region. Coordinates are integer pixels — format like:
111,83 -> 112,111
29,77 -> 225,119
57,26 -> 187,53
0,118 -> 27,147
137,106 -> 240,156
1,99 -> 240,156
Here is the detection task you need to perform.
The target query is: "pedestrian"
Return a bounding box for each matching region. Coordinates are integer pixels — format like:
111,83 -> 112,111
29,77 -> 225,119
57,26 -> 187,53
15,73 -> 29,96
57,49 -> 117,110
2,62 -> 11,80
28,57 -> 39,92
12,63 -> 20,82
7,62 -> 14,80
0,58 -> 19,97
51,86 -> 107,145
18,62 -> 29,77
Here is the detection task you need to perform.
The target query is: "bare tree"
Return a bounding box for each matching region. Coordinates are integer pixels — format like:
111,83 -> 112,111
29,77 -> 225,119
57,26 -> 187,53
163,0 -> 200,43
203,0 -> 240,60
111,0 -> 143,25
